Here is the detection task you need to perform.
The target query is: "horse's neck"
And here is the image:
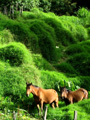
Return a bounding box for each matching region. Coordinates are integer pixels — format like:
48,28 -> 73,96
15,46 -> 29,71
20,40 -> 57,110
31,86 -> 39,96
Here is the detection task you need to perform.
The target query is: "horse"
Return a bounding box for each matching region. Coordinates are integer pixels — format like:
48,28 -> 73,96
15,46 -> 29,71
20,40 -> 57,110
26,83 -> 59,115
60,87 -> 88,105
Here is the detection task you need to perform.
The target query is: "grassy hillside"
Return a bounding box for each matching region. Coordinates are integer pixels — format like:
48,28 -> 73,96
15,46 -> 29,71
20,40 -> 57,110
47,99 -> 90,120
0,8 -> 90,119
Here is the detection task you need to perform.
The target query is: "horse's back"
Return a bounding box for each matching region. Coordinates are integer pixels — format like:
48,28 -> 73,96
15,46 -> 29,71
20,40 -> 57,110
72,88 -> 88,100
38,88 -> 58,103
79,88 -> 88,99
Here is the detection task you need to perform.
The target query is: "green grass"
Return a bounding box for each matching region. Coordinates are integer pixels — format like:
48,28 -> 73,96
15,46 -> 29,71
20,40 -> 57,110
47,99 -> 90,120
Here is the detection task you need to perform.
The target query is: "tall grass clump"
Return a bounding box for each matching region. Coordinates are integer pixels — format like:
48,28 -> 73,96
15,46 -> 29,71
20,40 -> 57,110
59,15 -> 81,25
0,61 -> 42,101
56,40 -> 90,76
66,44 -> 86,55
66,40 -> 90,56
59,16 -> 88,42
0,42 -> 32,66
0,16 -> 39,51
40,70 -> 70,91
54,62 -> 77,75
67,52 -> 90,76
87,28 -> 90,38
30,20 -> 58,62
32,54 -> 56,71
76,76 -> 90,90
44,18 -> 76,46
0,29 -> 14,45
47,99 -> 90,120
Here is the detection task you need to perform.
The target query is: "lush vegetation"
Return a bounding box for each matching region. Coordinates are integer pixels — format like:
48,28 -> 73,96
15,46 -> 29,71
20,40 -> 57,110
0,2 -> 90,120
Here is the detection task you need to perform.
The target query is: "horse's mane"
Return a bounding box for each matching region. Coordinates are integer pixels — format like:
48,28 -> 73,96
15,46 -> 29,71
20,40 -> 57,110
66,88 -> 71,93
27,83 -> 39,88
32,84 -> 39,88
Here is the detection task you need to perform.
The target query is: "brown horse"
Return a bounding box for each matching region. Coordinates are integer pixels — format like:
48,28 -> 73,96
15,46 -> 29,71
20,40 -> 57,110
60,87 -> 88,105
26,83 -> 58,114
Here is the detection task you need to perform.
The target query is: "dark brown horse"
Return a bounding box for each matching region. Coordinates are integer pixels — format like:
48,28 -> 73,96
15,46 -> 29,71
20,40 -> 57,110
26,83 -> 58,114
60,87 -> 88,105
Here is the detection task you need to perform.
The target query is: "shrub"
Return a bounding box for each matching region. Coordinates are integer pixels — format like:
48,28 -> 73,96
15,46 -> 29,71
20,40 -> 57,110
77,7 -> 89,18
0,42 -> 32,66
76,8 -> 90,27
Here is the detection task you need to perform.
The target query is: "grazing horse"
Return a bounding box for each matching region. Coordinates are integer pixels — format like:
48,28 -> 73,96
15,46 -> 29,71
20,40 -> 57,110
60,87 -> 88,105
26,83 -> 58,115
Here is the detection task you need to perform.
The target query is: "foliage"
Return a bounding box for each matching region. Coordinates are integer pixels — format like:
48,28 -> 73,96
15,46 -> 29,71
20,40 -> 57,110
32,54 -> 56,71
39,0 -> 51,12
76,8 -> 90,27
51,0 -> 77,15
77,7 -> 89,18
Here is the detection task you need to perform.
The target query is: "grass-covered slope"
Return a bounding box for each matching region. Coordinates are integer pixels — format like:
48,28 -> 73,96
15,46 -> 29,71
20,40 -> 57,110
54,40 -> 90,76
0,42 -> 42,99
47,99 -> 90,120
0,8 -> 90,120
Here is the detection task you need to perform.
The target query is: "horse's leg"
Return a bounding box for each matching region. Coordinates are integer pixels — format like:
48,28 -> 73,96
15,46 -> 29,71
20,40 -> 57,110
69,97 -> 73,104
51,102 -> 55,109
40,100 -> 43,116
84,93 -> 88,99
37,104 -> 40,116
70,101 -> 73,104
55,98 -> 59,108
56,101 -> 58,107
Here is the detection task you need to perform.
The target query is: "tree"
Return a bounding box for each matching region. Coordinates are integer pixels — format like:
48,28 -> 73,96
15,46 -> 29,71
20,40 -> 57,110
50,0 -> 77,15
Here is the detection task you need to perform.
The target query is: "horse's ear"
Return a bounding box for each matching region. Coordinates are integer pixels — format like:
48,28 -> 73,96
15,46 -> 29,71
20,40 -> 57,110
60,86 -> 62,89
30,82 -> 32,85
26,82 -> 28,85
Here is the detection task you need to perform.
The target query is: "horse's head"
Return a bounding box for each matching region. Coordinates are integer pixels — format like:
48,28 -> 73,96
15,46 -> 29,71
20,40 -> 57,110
26,82 -> 32,97
60,87 -> 68,100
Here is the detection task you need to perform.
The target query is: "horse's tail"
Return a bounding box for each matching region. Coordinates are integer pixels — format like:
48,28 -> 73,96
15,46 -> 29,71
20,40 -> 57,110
81,89 -> 88,99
